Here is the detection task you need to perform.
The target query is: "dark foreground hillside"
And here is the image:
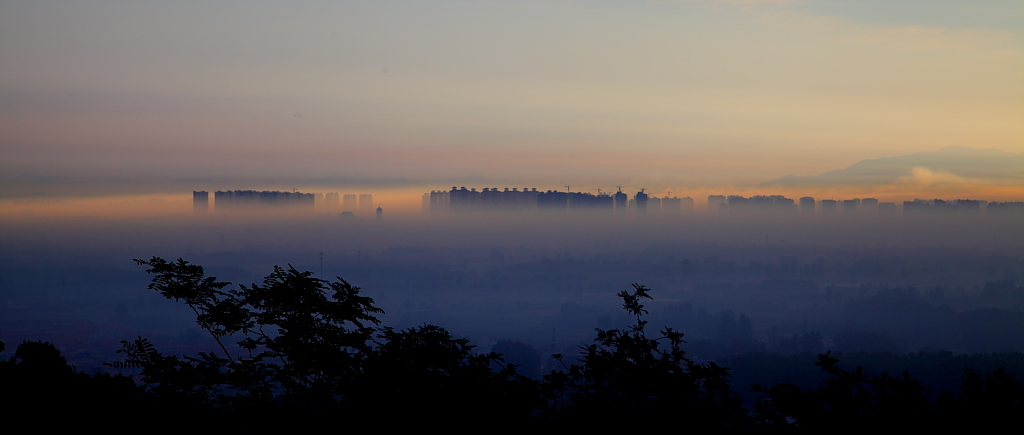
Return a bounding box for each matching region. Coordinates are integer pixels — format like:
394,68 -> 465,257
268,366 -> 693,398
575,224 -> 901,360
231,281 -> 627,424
3,258 -> 1023,432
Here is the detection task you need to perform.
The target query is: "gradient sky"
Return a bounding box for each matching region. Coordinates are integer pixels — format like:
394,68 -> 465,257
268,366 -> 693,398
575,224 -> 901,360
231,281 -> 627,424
1,1 -> 1022,207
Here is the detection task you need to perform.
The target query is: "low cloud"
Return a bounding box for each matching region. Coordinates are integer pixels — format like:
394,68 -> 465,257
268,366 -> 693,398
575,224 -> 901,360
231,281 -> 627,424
897,167 -> 976,188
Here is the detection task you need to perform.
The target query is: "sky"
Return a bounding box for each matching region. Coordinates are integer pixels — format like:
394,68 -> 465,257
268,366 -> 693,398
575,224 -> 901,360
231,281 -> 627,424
1,0 -> 1022,213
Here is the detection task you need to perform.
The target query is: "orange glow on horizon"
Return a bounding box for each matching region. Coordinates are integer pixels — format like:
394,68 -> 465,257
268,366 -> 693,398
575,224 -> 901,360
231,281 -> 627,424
3,183 -> 1022,219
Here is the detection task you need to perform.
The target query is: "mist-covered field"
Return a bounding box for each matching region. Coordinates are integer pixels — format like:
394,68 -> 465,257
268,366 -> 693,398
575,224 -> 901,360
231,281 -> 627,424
3,208 -> 1022,372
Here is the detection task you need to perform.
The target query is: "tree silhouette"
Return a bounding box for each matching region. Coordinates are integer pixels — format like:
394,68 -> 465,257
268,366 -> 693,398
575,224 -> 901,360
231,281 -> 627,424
113,258 -> 384,410
1,340 -> 140,429
752,351 -> 932,431
540,284 -> 748,429
353,325 -> 540,424
937,366 -> 1024,430
6,257 -> 1024,428
113,257 -> 533,427
492,340 -> 541,379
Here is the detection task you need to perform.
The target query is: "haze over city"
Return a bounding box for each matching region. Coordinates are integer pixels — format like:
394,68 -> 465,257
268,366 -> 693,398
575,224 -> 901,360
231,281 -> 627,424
1,1 -> 1024,428
2,1 -> 1022,213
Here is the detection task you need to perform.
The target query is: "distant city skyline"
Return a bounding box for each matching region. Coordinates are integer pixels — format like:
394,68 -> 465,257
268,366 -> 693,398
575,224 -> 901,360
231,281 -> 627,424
180,186 -> 1024,220
2,2 -> 1021,208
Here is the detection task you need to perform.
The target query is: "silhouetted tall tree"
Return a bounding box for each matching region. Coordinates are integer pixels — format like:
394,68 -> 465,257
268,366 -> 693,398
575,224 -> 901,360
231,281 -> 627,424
113,258 -> 387,408
540,284 -> 748,429
112,257 -> 534,427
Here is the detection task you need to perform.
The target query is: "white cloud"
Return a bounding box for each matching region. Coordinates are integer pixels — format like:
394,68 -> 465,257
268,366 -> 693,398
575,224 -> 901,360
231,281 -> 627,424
897,167 -> 976,188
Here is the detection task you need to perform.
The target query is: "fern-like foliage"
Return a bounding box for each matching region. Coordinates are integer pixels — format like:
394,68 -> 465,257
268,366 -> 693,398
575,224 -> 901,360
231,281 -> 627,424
120,257 -> 389,411
106,336 -> 157,369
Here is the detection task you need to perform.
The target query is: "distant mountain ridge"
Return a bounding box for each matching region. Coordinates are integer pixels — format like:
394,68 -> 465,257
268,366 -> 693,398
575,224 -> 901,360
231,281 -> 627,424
763,146 -> 1024,187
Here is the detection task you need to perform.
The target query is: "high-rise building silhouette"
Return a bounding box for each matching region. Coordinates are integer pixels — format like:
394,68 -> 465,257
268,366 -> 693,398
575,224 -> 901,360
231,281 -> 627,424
343,194 -> 357,212
724,195 -> 796,213
662,197 -> 682,214
987,201 -> 1024,214
413,185 -> 1012,220
647,196 -> 661,214
537,190 -> 568,210
680,197 -> 694,212
799,197 -> 815,215
708,195 -> 727,213
861,198 -> 879,213
193,191 -> 209,215
359,194 -> 374,215
821,199 -> 838,214
438,187 -> 620,212
428,190 -> 452,212
213,190 -> 314,214
954,199 -> 982,213
325,192 -> 340,213
843,199 -> 860,214
614,188 -> 628,212
903,199 -> 932,213
635,190 -> 648,214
